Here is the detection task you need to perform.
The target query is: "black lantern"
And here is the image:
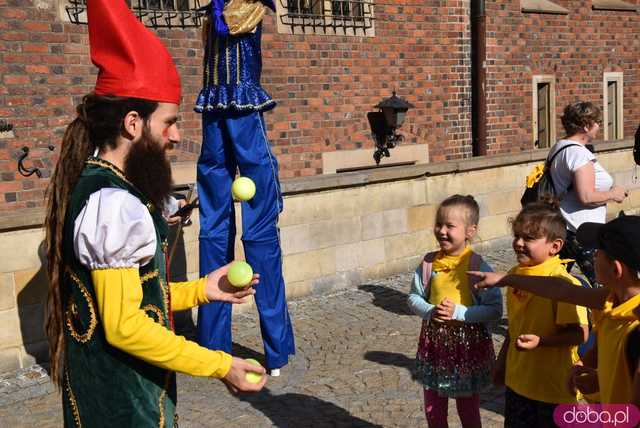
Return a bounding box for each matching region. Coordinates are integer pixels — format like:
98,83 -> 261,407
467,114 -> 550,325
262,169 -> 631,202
368,92 -> 414,165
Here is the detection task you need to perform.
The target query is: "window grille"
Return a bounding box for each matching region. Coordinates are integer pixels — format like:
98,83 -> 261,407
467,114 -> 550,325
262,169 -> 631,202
280,0 -> 374,34
603,72 -> 624,140
536,82 -> 551,148
65,0 -> 205,28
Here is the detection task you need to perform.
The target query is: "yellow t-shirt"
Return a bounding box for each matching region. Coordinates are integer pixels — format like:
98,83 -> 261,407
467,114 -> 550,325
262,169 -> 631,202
428,247 -> 474,306
505,256 -> 589,404
594,292 -> 640,403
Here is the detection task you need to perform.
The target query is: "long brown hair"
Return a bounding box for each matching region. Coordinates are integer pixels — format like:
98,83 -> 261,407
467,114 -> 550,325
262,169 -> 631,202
45,94 -> 157,386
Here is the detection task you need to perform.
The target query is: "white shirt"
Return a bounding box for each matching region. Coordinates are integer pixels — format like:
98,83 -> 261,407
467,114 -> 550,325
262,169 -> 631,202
549,139 -> 613,232
74,188 -> 157,270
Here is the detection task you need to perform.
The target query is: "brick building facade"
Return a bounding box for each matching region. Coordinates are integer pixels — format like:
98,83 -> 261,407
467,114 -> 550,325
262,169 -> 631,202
0,0 -> 638,212
484,0 -> 639,153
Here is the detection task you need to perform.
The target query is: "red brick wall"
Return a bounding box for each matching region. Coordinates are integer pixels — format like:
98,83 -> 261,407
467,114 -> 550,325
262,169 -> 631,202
0,0 -> 474,211
0,1 -> 203,212
2,1 -> 639,213
262,1 -> 473,175
484,0 -> 640,154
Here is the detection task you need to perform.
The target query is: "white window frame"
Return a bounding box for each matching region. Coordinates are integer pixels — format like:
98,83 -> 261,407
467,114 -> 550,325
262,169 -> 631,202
532,75 -> 556,148
603,72 -> 624,140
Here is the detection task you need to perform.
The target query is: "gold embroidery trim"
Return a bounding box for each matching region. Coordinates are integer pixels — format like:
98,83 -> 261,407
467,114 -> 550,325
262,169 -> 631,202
140,270 -> 160,285
236,43 -> 241,85
142,304 -> 165,326
158,371 -> 171,428
86,159 -> 133,187
65,268 -> 98,343
65,369 -> 82,428
85,158 -> 154,211
159,278 -> 170,321
225,38 -> 230,85
199,99 -> 276,111
213,37 -> 219,85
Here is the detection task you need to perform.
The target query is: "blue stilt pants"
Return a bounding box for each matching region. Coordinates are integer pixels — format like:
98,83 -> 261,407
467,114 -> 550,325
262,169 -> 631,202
196,110 -> 295,370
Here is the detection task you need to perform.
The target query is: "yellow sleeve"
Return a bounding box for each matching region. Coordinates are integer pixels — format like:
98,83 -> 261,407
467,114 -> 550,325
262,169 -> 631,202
555,273 -> 589,326
92,268 -> 232,378
170,277 -> 209,312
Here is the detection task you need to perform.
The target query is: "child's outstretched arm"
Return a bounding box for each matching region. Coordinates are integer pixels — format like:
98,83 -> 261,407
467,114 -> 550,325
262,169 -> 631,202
468,271 -> 609,310
408,267 -> 436,320
451,260 -> 503,323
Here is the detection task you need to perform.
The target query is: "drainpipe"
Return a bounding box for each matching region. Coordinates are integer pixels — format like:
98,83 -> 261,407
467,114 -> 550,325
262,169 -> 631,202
471,0 -> 487,156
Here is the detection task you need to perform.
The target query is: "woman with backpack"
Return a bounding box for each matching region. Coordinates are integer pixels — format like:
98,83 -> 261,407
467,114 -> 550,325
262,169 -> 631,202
547,101 -> 627,286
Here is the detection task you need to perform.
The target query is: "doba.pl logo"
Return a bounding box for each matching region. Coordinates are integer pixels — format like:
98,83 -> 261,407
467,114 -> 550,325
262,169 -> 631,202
554,404 -> 640,427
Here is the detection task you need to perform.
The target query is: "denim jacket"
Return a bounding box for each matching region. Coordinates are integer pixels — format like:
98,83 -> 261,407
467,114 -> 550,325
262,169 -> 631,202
407,251 -> 503,324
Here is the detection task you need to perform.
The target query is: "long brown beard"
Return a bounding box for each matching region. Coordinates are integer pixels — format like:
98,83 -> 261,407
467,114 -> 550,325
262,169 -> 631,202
124,129 -> 173,209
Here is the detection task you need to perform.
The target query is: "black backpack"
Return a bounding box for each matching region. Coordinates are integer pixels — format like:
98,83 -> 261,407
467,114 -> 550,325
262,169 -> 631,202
521,144 -> 580,206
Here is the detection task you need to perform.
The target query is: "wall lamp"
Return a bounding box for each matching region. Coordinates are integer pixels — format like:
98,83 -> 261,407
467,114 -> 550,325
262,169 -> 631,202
367,92 -> 414,165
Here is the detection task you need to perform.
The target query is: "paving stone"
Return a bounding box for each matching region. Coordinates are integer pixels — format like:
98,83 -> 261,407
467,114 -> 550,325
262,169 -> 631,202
0,242 -> 521,427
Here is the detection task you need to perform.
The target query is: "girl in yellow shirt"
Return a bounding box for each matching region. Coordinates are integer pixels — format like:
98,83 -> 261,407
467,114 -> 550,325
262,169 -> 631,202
408,195 -> 502,427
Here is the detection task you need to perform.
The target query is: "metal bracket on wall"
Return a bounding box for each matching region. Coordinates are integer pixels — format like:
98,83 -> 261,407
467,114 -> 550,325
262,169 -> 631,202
17,145 -> 55,178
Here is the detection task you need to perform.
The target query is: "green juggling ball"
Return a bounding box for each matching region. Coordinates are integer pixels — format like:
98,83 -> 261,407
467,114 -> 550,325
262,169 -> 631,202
232,177 -> 256,201
245,358 -> 263,384
227,261 -> 253,288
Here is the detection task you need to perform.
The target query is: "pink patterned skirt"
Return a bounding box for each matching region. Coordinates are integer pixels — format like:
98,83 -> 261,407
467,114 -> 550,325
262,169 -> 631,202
416,319 -> 495,396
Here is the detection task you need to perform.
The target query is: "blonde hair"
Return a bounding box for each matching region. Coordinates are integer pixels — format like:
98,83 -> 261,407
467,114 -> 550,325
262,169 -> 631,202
437,194 -> 480,226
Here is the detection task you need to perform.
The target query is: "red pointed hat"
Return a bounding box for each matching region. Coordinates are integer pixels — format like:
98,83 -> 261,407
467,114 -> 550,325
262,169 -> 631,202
87,0 -> 181,104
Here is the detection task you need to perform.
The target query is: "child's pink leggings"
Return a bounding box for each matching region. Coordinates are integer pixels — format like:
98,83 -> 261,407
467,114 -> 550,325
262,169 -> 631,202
423,388 -> 481,428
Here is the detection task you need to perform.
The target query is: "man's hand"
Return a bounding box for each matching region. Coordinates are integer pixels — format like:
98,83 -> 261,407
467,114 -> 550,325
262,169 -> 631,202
515,334 -> 540,351
432,297 -> 455,322
167,199 -> 187,226
567,362 -> 599,395
221,357 -> 267,393
205,263 -> 259,304
467,271 -> 507,289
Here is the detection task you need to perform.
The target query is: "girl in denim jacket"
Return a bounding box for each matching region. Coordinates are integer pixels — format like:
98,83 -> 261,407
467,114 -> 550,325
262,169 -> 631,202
408,195 -> 502,427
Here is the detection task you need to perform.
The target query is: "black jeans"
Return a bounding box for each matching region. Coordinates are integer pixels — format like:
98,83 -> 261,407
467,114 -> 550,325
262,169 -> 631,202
504,387 -> 557,428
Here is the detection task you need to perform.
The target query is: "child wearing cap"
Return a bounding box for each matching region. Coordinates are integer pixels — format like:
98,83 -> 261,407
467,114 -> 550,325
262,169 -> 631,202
492,201 -> 589,427
471,214 -> 640,404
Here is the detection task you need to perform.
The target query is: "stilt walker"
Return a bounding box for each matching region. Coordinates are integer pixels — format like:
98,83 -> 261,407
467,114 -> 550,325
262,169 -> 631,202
195,0 -> 295,373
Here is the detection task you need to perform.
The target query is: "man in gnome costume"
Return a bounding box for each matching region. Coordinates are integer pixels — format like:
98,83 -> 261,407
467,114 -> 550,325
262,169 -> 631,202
44,1 -> 267,426
195,0 -> 295,376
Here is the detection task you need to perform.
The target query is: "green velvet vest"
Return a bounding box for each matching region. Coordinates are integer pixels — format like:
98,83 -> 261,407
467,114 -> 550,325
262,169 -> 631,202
61,158 -> 177,428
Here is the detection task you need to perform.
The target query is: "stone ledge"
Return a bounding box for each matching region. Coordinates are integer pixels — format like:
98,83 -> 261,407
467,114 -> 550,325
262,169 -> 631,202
282,138 -> 633,195
0,138 -> 633,232
521,0 -> 569,14
592,0 -> 638,11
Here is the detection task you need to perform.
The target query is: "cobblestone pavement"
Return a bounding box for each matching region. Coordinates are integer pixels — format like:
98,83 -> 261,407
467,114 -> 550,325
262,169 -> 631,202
0,245 -> 517,427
